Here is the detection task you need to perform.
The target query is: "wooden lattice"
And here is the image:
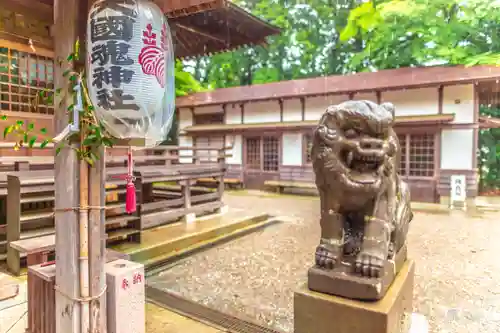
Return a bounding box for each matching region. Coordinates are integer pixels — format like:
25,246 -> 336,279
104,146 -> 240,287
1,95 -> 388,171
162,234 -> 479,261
246,137 -> 260,170
408,133 -> 435,177
262,136 -> 279,172
0,47 -> 54,114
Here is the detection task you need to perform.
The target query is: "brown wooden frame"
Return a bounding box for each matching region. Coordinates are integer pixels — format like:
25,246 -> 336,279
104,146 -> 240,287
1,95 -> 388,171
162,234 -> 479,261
302,131 -> 313,166
0,40 -> 55,115
396,129 -> 439,180
242,132 -> 281,172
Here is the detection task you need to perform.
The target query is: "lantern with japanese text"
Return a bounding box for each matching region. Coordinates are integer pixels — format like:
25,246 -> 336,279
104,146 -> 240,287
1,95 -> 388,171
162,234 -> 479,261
86,0 -> 175,148
86,0 -> 175,213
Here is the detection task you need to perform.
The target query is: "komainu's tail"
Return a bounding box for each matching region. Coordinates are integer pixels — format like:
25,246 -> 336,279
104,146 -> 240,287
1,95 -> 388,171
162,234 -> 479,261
393,180 -> 413,253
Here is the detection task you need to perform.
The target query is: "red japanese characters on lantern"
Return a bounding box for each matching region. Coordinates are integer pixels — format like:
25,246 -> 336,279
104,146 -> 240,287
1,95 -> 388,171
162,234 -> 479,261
86,0 -> 175,147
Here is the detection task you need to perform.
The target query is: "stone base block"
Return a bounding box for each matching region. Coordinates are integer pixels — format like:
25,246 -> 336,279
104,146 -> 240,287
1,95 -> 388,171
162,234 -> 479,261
217,205 -> 229,215
106,259 -> 145,333
295,260 -> 415,333
183,212 -> 196,223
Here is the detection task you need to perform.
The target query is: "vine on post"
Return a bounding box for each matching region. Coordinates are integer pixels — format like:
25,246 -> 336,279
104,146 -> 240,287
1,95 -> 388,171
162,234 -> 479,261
1,40 -> 115,166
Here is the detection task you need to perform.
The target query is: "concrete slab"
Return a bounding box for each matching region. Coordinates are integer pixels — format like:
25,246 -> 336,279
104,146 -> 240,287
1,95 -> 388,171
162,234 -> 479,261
0,281 -> 27,333
0,273 -> 19,301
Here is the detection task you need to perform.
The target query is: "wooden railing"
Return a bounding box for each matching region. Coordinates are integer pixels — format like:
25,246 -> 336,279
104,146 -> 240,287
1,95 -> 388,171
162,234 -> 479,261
0,144 -> 234,274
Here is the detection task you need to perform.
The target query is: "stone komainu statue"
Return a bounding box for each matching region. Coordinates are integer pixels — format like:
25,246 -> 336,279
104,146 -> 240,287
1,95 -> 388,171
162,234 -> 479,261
308,100 -> 413,301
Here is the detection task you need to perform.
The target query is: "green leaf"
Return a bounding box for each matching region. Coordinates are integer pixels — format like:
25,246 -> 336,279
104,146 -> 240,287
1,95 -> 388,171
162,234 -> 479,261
3,125 -> 14,138
67,53 -> 74,61
102,137 -> 114,147
28,136 -> 37,148
84,157 -> 94,166
40,128 -> 47,134
56,88 -> 62,95
63,69 -> 71,77
56,146 -> 62,155
82,137 -> 96,146
74,40 -> 80,60
28,123 -> 34,130
16,120 -> 24,126
1,115 -> 7,121
40,139 -> 50,148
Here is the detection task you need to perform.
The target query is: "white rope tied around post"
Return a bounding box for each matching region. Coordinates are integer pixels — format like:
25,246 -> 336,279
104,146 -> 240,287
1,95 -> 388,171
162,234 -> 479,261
54,284 -> 107,303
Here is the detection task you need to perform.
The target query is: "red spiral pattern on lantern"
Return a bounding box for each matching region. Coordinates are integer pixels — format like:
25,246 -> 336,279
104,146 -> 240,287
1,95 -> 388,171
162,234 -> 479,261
138,45 -> 165,88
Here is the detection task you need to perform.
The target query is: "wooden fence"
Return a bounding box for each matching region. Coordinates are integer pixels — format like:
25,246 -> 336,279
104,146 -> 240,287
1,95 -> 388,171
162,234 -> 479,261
0,144 -> 234,275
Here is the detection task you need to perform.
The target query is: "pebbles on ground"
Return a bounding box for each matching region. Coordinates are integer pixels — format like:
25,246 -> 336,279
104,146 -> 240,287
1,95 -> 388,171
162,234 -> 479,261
147,193 -> 500,333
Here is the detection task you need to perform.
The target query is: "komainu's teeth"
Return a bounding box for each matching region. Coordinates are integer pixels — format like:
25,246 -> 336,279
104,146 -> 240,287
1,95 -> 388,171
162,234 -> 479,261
347,152 -> 353,167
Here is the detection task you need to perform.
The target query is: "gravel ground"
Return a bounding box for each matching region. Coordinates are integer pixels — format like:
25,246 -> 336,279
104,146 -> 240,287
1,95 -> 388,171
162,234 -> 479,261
148,192 -> 500,333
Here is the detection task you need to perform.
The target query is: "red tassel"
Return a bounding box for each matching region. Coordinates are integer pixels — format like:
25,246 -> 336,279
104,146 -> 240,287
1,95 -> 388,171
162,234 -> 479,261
125,147 -> 136,214
126,182 -> 136,214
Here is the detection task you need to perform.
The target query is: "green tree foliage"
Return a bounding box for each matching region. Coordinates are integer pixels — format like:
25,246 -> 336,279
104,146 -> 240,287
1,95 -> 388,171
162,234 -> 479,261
162,61 -> 206,145
479,106 -> 500,192
186,0 -> 365,87
338,0 -> 500,191
340,0 -> 500,71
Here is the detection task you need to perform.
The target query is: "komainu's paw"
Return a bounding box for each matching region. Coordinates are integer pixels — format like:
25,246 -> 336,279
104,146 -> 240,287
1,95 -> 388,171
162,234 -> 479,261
315,244 -> 341,270
355,252 -> 384,278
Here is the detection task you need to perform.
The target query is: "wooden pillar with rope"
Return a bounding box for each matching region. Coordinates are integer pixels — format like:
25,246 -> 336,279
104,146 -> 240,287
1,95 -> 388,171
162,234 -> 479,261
54,0 -> 106,332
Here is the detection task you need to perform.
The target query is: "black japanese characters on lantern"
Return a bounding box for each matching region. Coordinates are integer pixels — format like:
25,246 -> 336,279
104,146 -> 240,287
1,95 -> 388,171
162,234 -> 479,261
89,3 -> 139,112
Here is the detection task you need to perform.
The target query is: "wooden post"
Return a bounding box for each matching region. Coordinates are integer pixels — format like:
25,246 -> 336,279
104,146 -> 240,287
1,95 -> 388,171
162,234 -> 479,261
217,147 -> 225,199
14,161 -> 29,171
54,0 -> 85,332
183,180 -> 192,209
6,175 -> 21,275
88,147 -> 106,333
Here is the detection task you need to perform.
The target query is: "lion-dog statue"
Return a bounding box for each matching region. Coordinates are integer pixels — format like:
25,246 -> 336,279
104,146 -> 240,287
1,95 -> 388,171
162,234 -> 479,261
308,100 -> 413,301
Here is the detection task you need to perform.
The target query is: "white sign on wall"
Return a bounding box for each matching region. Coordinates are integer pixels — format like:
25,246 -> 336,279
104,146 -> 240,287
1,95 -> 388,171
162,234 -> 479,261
450,175 -> 466,209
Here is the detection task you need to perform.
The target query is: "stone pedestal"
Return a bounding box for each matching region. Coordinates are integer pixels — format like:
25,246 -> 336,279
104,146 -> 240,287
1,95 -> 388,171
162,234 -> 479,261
106,259 -> 145,333
294,260 -> 415,333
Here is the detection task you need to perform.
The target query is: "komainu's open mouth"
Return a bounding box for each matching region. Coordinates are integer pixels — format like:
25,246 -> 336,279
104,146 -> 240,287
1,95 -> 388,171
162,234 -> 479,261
341,149 -> 384,184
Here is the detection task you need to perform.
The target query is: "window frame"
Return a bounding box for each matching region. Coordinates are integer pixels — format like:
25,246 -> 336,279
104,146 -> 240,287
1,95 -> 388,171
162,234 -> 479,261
244,133 -> 281,173
302,131 -> 313,165
397,132 -> 438,179
0,41 -> 55,116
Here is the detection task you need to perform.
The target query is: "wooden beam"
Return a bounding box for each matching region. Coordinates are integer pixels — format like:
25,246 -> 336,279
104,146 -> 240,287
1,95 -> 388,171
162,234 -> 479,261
4,0 -> 53,22
173,22 -> 226,44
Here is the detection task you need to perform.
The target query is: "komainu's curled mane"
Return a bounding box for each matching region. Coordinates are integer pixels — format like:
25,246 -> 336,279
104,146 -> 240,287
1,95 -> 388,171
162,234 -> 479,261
310,100 -> 413,281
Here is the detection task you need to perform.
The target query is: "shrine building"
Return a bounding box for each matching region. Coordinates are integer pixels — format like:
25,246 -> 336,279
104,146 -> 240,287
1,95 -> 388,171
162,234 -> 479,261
176,65 -> 500,204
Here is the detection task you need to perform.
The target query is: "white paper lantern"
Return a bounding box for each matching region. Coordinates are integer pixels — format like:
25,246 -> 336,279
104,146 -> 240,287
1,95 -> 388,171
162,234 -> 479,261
86,0 -> 175,147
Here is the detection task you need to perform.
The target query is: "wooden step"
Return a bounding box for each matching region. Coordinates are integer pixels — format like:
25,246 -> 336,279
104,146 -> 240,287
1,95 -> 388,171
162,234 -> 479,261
106,228 -> 140,242
106,214 -> 139,227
